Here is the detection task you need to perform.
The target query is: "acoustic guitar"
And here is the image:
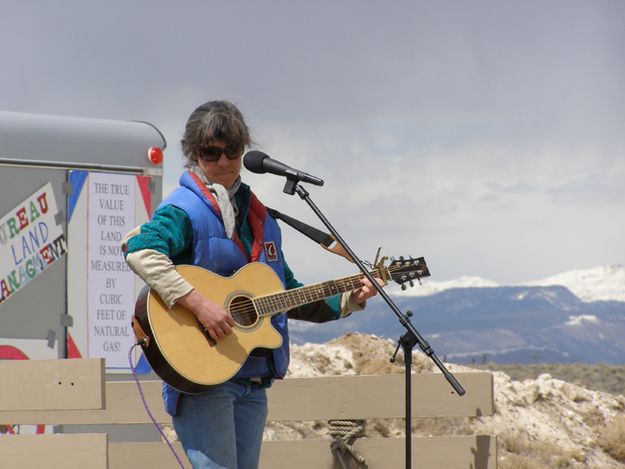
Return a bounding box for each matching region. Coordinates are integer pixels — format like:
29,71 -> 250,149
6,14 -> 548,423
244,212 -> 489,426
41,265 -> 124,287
132,256 -> 429,393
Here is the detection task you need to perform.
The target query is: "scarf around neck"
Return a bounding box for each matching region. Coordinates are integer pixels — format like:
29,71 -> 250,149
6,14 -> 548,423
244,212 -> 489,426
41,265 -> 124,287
191,166 -> 241,239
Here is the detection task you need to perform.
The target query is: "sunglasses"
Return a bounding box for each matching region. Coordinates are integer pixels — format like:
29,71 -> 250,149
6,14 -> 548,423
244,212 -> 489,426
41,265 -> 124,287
197,145 -> 242,162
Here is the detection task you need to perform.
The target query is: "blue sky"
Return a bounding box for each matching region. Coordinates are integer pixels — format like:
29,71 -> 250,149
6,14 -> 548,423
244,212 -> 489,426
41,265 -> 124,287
1,0 -> 623,284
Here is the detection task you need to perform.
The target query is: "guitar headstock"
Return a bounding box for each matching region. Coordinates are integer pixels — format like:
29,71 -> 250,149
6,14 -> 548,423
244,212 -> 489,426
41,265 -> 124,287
386,256 -> 431,290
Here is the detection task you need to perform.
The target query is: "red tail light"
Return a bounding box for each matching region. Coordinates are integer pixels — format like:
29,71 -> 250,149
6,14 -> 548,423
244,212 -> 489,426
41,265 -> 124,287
147,146 -> 164,165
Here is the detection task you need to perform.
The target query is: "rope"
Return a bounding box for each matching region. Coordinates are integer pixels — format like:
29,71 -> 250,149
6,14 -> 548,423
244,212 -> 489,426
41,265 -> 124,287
328,419 -> 368,468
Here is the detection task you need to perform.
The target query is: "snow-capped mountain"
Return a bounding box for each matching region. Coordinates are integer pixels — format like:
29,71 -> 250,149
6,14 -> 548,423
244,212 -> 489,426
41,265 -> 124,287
293,264 -> 625,365
389,264 -> 625,303
524,264 -> 625,303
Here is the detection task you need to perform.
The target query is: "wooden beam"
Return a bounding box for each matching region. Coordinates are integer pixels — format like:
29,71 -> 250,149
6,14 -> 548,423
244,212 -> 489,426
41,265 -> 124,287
0,372 -> 493,425
0,358 -> 104,411
0,434 -> 107,469
108,436 -> 497,469
259,436 -> 498,469
268,373 -> 494,420
109,441 -> 190,469
0,380 -> 164,425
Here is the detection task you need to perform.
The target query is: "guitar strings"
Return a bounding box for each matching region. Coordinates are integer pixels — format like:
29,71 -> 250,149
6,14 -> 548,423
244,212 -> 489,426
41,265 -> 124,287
227,264 -> 416,321
225,264 -> 418,323
228,270 -> 382,321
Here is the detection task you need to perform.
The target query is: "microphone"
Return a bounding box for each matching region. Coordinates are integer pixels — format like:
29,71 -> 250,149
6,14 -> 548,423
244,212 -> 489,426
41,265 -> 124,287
243,151 -> 324,187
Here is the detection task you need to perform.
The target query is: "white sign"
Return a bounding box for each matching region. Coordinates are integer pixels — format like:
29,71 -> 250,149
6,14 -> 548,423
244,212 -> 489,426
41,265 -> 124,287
88,173 -> 136,368
0,183 -> 65,305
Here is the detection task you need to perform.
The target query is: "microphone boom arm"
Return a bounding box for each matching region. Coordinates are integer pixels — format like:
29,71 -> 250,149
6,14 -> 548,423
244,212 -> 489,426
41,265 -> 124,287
286,181 -> 466,469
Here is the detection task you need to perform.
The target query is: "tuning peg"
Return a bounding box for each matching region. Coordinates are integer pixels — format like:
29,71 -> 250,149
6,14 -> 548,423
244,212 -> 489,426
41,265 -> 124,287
401,284 -> 407,291
390,256 -> 396,262
399,256 -> 404,261
409,280 -> 414,287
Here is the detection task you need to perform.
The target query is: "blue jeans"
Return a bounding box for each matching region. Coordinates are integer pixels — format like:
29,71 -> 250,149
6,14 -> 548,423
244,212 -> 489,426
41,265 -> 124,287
173,381 -> 268,469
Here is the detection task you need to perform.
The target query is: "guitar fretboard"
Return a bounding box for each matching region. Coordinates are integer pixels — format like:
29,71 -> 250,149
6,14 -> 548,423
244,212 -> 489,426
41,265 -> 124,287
253,268 -> 384,316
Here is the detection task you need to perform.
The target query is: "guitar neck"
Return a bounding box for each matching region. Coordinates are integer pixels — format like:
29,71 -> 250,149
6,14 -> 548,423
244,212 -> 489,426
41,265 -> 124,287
253,268 -> 384,317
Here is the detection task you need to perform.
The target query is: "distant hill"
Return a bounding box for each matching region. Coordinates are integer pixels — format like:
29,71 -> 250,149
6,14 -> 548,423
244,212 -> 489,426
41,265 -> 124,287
290,265 -> 625,365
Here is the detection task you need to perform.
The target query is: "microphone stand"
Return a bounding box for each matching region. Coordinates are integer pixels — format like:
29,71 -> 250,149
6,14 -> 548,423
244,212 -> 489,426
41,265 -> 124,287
282,178 -> 465,469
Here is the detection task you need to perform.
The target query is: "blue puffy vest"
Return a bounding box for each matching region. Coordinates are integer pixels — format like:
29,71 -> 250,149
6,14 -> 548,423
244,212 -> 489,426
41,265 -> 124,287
160,171 -> 290,415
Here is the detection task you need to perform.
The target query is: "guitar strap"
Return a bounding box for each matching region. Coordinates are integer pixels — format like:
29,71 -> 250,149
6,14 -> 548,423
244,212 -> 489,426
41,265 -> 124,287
266,207 -> 354,263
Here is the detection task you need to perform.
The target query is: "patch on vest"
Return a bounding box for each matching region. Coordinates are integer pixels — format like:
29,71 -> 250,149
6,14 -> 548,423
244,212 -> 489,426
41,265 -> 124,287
264,241 -> 278,261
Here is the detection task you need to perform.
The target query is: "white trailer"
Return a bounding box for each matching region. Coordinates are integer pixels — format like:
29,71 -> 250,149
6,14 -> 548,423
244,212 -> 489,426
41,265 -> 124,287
0,111 -> 165,371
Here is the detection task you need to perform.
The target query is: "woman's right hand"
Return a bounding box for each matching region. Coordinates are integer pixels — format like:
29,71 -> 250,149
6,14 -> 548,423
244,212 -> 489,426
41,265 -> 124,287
177,290 -> 235,342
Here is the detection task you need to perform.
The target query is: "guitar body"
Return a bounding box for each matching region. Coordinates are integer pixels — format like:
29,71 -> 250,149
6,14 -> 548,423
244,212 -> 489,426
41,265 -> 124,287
133,263 -> 285,393
132,255 -> 429,393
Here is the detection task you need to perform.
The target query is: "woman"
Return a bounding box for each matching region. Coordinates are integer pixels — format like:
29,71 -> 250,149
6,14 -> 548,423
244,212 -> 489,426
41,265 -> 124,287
123,100 -> 379,469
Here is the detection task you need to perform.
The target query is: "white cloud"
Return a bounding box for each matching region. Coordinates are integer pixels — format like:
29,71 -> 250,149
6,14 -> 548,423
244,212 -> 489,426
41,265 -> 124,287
1,0 -> 623,284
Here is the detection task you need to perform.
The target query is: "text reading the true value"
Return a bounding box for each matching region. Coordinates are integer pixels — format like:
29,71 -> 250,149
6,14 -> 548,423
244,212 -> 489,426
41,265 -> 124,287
88,176 -> 136,362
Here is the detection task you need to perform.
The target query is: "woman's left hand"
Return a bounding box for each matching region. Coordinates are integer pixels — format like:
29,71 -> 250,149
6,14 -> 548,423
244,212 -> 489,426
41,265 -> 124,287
350,277 -> 385,305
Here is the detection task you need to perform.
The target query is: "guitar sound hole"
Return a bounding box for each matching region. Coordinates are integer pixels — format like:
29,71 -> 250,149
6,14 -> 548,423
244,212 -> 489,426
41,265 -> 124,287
229,296 -> 258,327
